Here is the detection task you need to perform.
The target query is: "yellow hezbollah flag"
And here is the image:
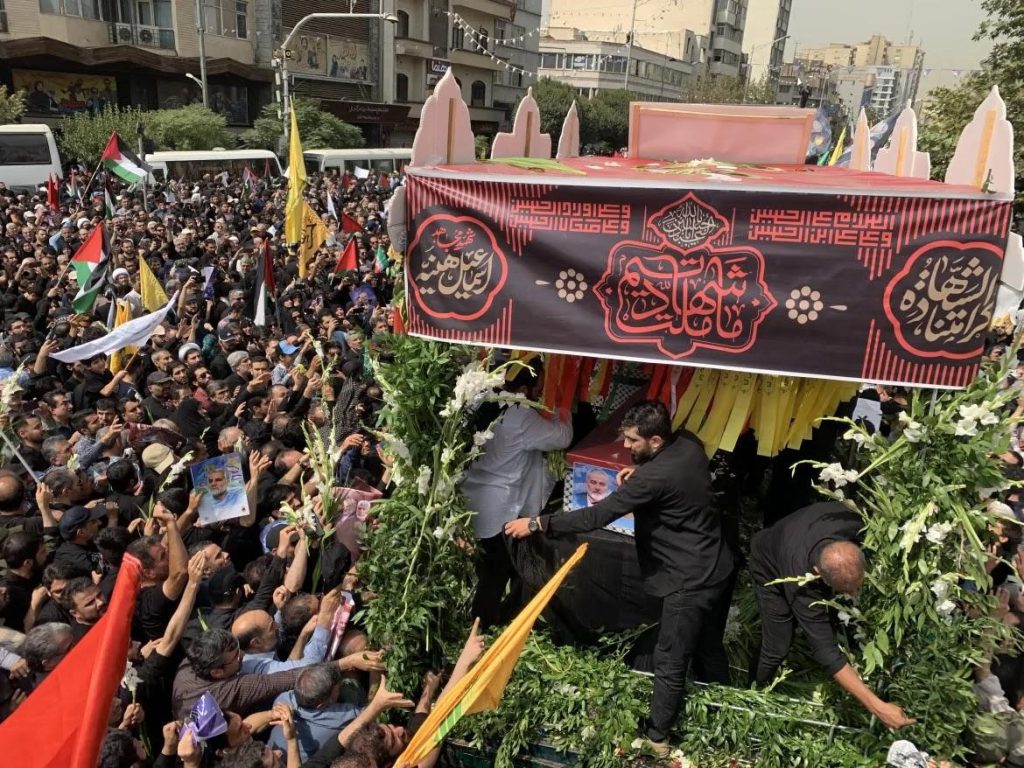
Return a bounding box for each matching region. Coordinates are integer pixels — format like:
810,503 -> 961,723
284,105 -> 307,245
298,200 -> 329,278
108,298 -> 136,373
393,543 -> 588,768
138,256 -> 168,312
828,126 -> 847,166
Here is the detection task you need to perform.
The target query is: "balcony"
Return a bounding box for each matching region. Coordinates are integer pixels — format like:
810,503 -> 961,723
453,0 -> 515,20
110,22 -> 175,49
395,37 -> 434,59
451,48 -> 505,71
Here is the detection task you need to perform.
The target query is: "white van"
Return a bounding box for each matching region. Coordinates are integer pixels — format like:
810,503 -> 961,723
303,148 -> 411,176
0,124 -> 62,191
145,149 -> 282,182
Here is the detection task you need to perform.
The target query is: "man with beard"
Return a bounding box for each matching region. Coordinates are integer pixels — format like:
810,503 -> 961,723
505,400 -> 735,756
110,267 -> 142,315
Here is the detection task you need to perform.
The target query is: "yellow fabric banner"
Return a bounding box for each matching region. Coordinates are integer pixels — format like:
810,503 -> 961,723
138,257 -> 168,312
284,106 -> 307,245
298,201 -> 329,279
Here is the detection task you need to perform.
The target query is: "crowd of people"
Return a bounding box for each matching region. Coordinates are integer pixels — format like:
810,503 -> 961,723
0,168 -> 493,768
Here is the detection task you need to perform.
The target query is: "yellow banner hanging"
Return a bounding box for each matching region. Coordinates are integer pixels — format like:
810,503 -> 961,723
284,105 -> 307,246
138,257 -> 168,312
108,298 -> 136,373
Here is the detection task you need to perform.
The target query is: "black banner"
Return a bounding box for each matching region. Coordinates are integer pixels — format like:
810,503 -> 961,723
404,173 -> 1013,388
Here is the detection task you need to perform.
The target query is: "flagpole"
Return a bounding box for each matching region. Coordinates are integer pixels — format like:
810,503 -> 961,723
81,163 -> 102,201
137,123 -> 149,214
0,428 -> 40,481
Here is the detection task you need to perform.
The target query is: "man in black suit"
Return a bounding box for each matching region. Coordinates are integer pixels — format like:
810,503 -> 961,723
749,501 -> 914,730
506,400 -> 734,755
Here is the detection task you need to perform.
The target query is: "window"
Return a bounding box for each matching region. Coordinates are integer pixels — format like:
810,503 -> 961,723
396,10 -> 409,37
39,0 -> 59,13
396,73 -> 409,101
235,0 -> 247,39
470,80 -> 486,107
0,134 -> 52,165
540,52 -> 559,69
495,20 -> 525,49
0,0 -> 6,30
478,28 -> 488,51
202,0 -> 221,34
451,24 -> 463,50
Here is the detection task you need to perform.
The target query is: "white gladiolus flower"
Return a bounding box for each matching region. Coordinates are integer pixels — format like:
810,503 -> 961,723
925,521 -> 953,545
954,418 -> 978,437
472,428 -> 494,447
896,412 -> 927,443
121,662 -> 140,694
987,499 -> 1015,519
163,451 -> 194,487
631,738 -> 645,751
441,365 -> 507,417
581,725 -> 596,741
416,466 -> 432,496
387,437 -> 411,463
843,429 -> 867,448
819,463 -> 859,488
432,526 -> 445,539
936,599 -> 957,618
837,610 -> 852,626
931,579 -> 950,601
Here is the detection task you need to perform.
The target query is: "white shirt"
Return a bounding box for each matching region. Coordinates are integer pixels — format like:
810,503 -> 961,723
461,405 -> 573,539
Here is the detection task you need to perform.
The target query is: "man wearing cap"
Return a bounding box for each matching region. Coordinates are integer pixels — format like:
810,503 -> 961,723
142,371 -> 176,422
210,324 -> 243,381
272,341 -> 301,387
53,504 -> 105,575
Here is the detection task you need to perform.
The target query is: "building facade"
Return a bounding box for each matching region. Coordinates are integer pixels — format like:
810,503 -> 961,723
741,0 -> 790,84
0,0 -> 270,128
538,29 -> 695,102
547,0 -> 745,77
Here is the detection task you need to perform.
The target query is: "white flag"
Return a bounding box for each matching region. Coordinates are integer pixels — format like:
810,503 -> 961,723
353,166 -> 370,180
51,293 -> 178,364
326,192 -> 337,220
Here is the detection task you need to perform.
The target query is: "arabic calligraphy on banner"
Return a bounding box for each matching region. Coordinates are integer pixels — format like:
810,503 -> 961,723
402,174 -> 1012,388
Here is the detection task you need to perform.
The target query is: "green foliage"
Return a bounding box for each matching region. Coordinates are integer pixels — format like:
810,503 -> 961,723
145,105 -> 233,151
58,105 -> 145,164
475,134 -> 491,160
527,78 -> 578,147
580,89 -> 630,151
0,87 -> 27,124
241,97 -> 365,151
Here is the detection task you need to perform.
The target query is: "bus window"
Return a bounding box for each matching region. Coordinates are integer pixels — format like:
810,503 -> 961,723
304,158 -> 321,175
0,134 -> 52,165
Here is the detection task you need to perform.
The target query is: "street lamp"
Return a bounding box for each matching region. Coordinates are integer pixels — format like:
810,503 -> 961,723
278,12 -> 399,140
194,0 -> 209,107
184,73 -> 207,106
743,33 -> 790,103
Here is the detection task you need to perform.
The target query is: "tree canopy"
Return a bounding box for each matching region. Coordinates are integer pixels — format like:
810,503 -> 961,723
241,97 -> 365,152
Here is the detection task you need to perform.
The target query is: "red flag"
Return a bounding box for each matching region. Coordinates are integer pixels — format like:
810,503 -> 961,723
340,171 -> 352,191
391,305 -> 406,335
46,174 -> 59,211
341,213 -> 362,234
0,555 -> 142,768
378,172 -> 390,190
335,237 -> 358,273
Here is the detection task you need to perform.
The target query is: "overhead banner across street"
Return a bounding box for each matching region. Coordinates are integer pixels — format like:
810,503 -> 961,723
403,160 -> 1014,388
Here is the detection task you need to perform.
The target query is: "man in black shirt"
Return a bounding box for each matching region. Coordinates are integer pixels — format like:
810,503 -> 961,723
53,505 -> 105,574
142,371 -> 175,422
1,531 -> 47,631
749,501 -> 914,730
60,576 -> 106,641
507,400 -> 735,754
126,504 -> 190,641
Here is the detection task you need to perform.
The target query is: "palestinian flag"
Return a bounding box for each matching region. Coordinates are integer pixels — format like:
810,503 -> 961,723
66,170 -> 81,201
253,238 -> 276,327
71,225 -> 111,314
242,166 -> 259,194
374,244 -> 388,274
100,132 -> 150,184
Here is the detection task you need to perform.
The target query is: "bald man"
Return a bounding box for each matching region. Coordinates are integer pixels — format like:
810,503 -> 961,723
233,591 -> 344,675
750,501 -> 914,730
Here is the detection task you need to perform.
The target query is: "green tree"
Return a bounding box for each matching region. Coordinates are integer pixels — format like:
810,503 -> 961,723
146,105 -> 233,151
580,89 -> 631,151
58,105 -> 145,164
474,133 -> 491,160
684,72 -> 746,104
241,97 -> 364,151
0,88 -> 27,124
918,0 -> 1023,213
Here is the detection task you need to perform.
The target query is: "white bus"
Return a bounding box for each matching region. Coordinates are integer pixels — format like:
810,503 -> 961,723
303,148 -> 411,176
0,124 -> 62,191
145,149 -> 282,182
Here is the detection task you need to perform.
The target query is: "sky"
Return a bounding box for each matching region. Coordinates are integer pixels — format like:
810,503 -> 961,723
785,0 -> 992,70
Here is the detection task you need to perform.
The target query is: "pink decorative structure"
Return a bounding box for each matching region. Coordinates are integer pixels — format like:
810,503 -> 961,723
848,109 -> 872,171
556,101 -> 580,160
945,86 -> 1015,196
491,87 -> 552,160
627,103 -> 814,165
410,69 -> 476,167
385,186 -> 407,253
874,104 -> 930,179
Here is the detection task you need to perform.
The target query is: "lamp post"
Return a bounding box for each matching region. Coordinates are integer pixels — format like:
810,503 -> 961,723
622,0 -> 638,92
194,0 -> 209,107
277,12 -> 399,141
743,33 -> 790,103
185,73 -> 207,106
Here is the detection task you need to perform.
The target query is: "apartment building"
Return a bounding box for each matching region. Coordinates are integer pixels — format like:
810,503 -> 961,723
0,0 -> 270,126
798,34 -> 924,110
391,0 -> 537,144
547,0 -> 745,77
539,28 -> 696,102
741,0 -> 791,84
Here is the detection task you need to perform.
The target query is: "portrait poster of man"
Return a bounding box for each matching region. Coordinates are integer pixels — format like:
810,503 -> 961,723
190,453 -> 248,525
570,462 -> 634,535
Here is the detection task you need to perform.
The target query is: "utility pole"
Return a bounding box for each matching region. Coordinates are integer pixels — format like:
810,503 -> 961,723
195,0 -> 209,107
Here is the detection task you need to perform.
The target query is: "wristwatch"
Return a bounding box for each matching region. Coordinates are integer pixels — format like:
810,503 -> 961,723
528,517 -> 541,533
